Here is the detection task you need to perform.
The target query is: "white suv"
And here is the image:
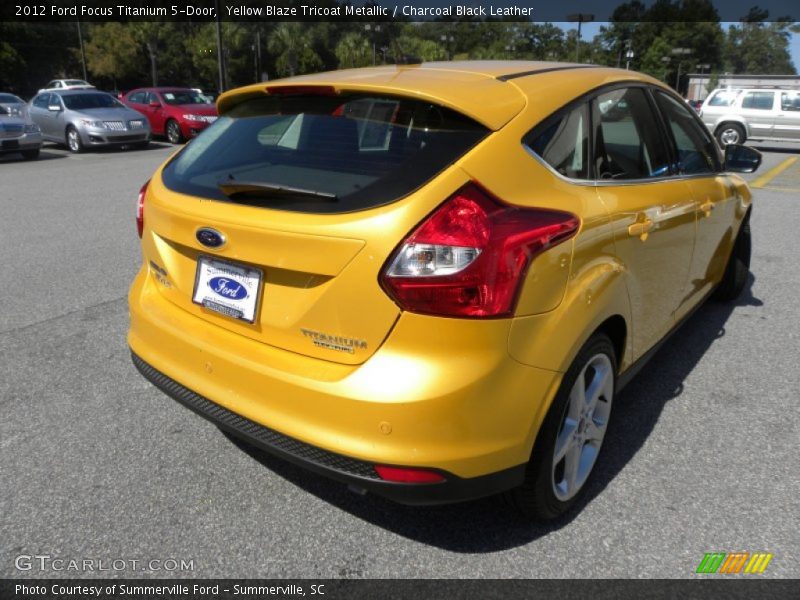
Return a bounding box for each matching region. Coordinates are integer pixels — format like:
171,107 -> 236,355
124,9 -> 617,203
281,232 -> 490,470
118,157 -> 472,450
701,87 -> 800,146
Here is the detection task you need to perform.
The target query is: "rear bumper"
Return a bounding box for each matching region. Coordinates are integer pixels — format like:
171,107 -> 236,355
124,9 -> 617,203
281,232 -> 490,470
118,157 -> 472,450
128,266 -> 561,503
132,352 -> 524,505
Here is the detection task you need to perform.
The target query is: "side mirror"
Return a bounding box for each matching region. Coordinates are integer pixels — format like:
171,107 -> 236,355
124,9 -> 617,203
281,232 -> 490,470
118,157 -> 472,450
149,101 -> 160,108
724,144 -> 762,173
48,104 -> 62,112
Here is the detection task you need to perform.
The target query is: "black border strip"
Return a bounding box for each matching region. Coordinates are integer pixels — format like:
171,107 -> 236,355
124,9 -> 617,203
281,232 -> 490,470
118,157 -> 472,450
497,65 -> 600,82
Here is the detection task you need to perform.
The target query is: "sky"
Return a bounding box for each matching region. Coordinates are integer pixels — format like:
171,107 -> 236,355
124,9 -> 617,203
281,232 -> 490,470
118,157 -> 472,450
566,22 -> 800,72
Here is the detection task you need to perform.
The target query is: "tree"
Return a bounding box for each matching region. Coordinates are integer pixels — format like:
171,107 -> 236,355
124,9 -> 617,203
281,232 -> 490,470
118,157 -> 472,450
335,32 -> 371,69
724,9 -> 796,74
85,23 -> 140,89
267,23 -> 323,77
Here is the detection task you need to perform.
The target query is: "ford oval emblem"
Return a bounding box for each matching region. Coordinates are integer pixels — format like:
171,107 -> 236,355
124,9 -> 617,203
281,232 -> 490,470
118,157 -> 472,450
196,227 -> 226,248
208,277 -> 248,300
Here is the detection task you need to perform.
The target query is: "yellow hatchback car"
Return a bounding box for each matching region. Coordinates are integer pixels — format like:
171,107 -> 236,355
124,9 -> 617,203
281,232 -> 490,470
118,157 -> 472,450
128,61 -> 760,518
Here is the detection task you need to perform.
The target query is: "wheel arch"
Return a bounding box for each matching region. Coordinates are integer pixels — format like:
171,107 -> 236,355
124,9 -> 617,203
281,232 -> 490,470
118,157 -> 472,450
593,314 -> 627,372
714,119 -> 749,139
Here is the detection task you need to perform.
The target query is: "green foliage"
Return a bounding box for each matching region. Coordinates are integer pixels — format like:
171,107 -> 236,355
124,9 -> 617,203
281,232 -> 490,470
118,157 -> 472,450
84,23 -> 140,87
268,23 -> 324,77
335,32 -> 372,68
2,14 -> 797,98
724,12 -> 796,75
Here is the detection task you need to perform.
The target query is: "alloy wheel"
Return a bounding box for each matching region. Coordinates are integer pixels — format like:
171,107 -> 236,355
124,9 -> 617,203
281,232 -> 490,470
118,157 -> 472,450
551,353 -> 614,501
67,129 -> 81,152
720,128 -> 741,145
167,121 -> 182,144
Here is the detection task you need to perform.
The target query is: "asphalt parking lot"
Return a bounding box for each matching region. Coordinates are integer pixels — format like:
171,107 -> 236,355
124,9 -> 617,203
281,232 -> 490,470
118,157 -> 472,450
1,140 -> 799,579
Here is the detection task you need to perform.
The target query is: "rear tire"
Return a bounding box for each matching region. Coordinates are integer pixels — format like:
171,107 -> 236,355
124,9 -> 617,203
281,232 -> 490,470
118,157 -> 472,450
506,333 -> 616,519
714,218 -> 751,301
166,119 -> 184,144
21,149 -> 40,160
66,126 -> 83,153
715,123 -> 745,147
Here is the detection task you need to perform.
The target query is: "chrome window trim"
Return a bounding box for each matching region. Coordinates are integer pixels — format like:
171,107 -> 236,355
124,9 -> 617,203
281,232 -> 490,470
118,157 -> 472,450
521,81 -> 725,188
524,143 -> 724,188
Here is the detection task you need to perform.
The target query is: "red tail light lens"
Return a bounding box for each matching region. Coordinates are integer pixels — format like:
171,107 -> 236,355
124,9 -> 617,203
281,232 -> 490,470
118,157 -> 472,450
380,183 -> 579,318
374,465 -> 446,483
136,180 -> 149,238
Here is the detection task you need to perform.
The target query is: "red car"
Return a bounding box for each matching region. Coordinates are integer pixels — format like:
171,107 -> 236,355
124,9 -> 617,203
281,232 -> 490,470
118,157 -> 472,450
122,87 -> 217,144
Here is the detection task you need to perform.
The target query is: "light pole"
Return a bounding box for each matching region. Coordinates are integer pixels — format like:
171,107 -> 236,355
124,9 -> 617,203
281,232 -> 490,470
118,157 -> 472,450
440,34 -> 454,61
624,39 -> 634,70
365,24 -> 381,65
566,13 -> 594,63
695,63 -> 710,99
214,0 -> 226,93
671,47 -> 692,95
76,21 -> 88,81
661,55 -> 671,82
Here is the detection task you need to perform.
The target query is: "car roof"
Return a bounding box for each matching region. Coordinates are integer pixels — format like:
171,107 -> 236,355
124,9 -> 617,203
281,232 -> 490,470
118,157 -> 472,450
129,87 -> 195,92
49,89 -> 110,96
218,61 -> 665,130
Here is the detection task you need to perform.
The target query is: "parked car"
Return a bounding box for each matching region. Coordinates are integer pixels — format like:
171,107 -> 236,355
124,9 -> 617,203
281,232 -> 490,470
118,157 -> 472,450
0,103 -> 43,160
28,90 -> 150,153
122,87 -> 217,144
38,79 -> 94,93
701,87 -> 800,145
0,92 -> 28,117
129,62 -> 760,519
686,99 -> 703,113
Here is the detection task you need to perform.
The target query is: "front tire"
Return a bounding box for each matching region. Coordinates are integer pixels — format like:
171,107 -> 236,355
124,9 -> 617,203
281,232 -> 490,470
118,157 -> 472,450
66,126 -> 83,153
506,333 -> 616,519
166,119 -> 184,144
715,123 -> 745,147
714,218 -> 751,301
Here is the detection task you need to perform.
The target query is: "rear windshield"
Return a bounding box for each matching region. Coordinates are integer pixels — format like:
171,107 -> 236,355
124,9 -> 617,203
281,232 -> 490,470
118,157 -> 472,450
161,93 -> 489,214
63,93 -> 121,110
0,93 -> 23,103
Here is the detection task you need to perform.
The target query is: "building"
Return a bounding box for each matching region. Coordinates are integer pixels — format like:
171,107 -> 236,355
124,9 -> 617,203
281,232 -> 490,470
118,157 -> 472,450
687,73 -> 800,101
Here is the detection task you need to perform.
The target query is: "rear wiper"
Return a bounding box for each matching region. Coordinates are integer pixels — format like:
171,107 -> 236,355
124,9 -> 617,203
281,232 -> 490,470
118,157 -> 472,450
217,179 -> 338,201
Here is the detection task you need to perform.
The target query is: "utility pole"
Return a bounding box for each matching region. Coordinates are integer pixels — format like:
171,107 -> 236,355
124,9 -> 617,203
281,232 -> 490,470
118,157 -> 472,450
256,31 -> 262,81
566,14 -> 594,63
214,0 -> 226,94
76,21 -> 88,81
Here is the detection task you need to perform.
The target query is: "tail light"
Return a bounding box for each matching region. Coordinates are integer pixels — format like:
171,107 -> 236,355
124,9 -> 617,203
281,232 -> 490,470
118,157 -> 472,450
380,183 -> 579,318
374,465 -> 446,483
136,180 -> 149,238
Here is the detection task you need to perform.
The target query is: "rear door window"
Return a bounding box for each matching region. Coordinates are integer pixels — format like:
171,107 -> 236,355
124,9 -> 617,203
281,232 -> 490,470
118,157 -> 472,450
741,92 -> 775,110
161,93 -> 489,214
592,88 -> 671,180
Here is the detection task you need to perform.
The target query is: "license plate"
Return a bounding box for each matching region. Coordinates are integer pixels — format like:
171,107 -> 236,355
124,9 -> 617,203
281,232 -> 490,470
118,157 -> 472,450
192,257 -> 262,323
1,139 -> 19,149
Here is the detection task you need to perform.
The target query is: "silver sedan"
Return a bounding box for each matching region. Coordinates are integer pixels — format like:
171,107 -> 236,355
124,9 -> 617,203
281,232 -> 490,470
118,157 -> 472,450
0,104 -> 43,160
0,92 -> 28,117
28,90 -> 151,153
